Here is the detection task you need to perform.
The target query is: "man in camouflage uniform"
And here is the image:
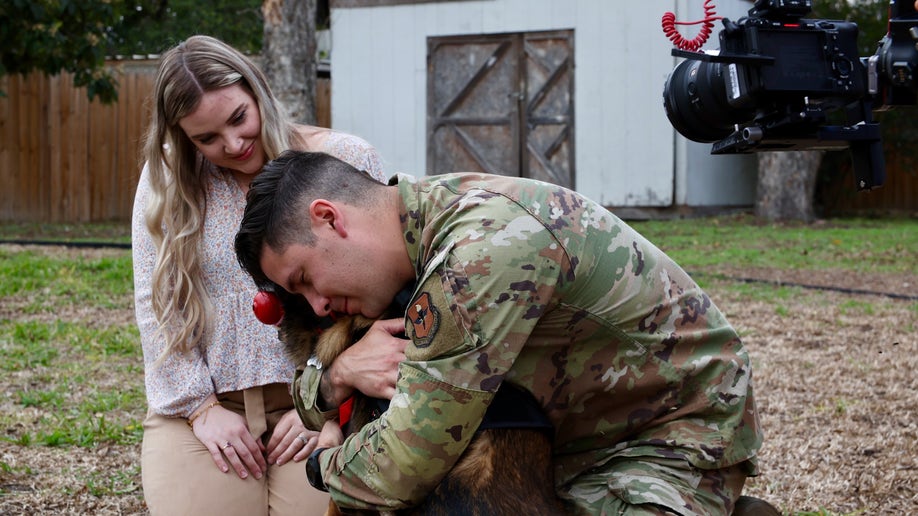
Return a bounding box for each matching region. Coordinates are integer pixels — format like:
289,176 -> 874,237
235,151 -> 763,515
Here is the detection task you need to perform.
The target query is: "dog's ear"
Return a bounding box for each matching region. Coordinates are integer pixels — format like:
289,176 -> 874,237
275,289 -> 322,327
272,289 -> 390,369
314,315 -> 377,366
274,290 -> 325,367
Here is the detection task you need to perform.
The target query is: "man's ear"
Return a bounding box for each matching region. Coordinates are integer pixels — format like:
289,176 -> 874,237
309,199 -> 347,237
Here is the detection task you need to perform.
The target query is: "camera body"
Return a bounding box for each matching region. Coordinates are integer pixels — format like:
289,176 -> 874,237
663,0 -> 918,191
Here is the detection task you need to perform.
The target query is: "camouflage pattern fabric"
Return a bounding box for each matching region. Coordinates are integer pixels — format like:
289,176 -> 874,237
295,173 -> 762,513
563,456 -> 748,514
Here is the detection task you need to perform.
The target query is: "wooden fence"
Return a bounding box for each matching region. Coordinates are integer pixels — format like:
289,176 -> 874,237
817,137 -> 918,216
0,59 -> 331,223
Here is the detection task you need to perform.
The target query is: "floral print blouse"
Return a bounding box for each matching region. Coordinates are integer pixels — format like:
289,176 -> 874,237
132,131 -> 386,417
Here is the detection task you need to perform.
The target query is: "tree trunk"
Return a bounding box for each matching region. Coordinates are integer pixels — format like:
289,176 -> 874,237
755,150 -> 823,222
261,0 -> 317,123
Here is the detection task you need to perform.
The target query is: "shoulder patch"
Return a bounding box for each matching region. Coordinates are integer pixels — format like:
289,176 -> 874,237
407,292 -> 440,348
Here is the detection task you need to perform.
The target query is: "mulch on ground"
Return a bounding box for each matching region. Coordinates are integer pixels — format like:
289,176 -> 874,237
1,244 -> 915,514
711,277 -> 916,514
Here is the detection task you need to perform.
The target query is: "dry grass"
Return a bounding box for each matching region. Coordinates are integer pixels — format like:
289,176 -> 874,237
710,278 -> 917,515
0,445 -> 143,515
1,244 -> 916,515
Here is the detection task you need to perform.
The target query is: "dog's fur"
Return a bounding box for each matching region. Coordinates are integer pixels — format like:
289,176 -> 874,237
274,291 -> 570,515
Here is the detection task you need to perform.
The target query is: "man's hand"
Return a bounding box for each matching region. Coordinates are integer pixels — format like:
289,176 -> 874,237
320,318 -> 407,406
265,409 -> 319,466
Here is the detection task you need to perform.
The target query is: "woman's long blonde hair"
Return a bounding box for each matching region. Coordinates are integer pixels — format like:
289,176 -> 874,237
142,35 -> 298,359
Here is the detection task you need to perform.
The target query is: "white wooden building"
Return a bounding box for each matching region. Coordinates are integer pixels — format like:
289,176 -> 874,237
327,0 -> 757,212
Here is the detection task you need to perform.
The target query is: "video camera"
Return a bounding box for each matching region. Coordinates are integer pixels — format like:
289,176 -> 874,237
662,0 -> 918,191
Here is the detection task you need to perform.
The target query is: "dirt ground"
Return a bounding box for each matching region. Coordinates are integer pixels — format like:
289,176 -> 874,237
709,270 -> 917,515
0,246 -> 915,515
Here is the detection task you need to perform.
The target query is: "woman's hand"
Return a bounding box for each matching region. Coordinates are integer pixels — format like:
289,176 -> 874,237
321,318 -> 407,405
191,403 -> 267,480
265,409 -> 319,466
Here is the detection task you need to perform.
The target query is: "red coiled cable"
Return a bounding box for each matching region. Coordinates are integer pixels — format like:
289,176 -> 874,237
662,0 -> 722,51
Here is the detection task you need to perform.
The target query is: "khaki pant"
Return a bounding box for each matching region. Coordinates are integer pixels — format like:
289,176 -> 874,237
141,384 -> 330,516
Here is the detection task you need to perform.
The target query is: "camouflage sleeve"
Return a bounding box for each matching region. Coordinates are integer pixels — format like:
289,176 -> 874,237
293,366 -> 340,431
318,215 -> 571,510
320,361 -> 493,509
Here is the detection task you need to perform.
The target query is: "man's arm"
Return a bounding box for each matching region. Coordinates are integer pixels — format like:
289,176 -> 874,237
292,319 -> 408,430
318,360 -> 494,509
314,242 -> 567,510
293,366 -> 339,431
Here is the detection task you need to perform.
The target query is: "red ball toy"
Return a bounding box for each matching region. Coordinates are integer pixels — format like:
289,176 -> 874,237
252,290 -> 284,325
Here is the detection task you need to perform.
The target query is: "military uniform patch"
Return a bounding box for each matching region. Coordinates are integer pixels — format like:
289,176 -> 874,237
407,292 -> 440,348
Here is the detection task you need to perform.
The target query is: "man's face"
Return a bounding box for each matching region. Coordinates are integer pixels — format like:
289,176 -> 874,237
259,237 -> 398,319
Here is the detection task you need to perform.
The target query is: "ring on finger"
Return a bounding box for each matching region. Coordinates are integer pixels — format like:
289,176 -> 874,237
221,441 -> 233,450
297,434 -> 309,445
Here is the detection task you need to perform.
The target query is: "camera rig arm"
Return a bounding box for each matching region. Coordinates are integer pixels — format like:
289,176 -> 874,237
661,0 -> 918,192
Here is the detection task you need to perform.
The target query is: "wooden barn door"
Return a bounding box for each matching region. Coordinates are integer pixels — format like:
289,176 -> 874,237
427,30 -> 574,188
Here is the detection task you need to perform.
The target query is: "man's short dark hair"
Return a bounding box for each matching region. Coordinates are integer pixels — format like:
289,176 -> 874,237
235,150 -> 382,290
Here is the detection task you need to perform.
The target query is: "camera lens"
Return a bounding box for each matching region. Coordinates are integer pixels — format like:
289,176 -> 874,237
663,59 -> 752,142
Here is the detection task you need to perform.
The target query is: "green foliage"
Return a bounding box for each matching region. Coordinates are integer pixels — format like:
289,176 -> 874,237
810,0 -> 918,209
811,0 -> 889,55
0,0 -> 153,102
0,0 -> 264,103
108,0 -> 264,56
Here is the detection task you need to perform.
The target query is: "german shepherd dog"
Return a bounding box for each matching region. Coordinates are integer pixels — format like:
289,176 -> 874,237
270,290 -> 571,516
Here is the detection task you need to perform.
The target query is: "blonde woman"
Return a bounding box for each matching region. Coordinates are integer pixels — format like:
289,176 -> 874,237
132,35 -> 404,515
